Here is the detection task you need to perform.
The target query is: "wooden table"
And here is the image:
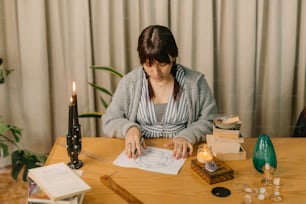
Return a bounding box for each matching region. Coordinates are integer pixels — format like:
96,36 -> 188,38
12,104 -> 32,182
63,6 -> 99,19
46,137 -> 306,204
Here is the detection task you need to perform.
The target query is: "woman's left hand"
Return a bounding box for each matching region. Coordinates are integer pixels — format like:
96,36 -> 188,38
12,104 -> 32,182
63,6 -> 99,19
164,137 -> 193,159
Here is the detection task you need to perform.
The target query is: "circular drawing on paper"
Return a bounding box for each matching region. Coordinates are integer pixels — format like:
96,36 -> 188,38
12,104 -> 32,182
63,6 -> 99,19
135,148 -> 173,168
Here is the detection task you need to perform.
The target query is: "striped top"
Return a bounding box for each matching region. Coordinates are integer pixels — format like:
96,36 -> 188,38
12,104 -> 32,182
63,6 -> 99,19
136,66 -> 189,138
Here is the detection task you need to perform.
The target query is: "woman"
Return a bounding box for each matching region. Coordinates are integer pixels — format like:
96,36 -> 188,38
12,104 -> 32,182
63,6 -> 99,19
102,25 -> 217,159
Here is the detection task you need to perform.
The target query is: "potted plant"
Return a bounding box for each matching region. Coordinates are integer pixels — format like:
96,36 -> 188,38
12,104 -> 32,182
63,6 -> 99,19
79,65 -> 123,118
0,57 -> 47,181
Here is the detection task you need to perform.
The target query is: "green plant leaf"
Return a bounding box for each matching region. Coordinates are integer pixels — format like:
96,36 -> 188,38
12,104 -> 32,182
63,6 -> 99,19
89,82 -> 113,97
91,66 -> 123,78
100,96 -> 109,109
0,57 -> 14,84
0,143 -> 9,157
0,121 -> 22,142
24,149 -> 48,165
0,121 -> 10,134
79,112 -> 102,118
0,70 -> 4,84
81,65 -> 122,120
4,68 -> 14,76
11,149 -> 47,181
8,125 -> 22,142
22,150 -> 47,181
0,121 -> 22,150
11,150 -> 26,180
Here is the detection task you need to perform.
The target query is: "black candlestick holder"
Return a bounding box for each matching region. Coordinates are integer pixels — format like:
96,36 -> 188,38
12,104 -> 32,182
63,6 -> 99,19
67,124 -> 83,169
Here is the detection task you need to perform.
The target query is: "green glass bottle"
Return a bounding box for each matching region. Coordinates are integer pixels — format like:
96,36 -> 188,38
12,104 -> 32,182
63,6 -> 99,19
252,134 -> 277,173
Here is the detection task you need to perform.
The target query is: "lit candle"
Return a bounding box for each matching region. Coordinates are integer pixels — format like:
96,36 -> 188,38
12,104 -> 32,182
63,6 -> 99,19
72,81 -> 79,125
68,97 -> 73,136
197,144 -> 213,163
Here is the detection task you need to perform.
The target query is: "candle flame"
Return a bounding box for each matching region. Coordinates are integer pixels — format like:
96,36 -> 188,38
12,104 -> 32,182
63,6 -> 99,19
72,81 -> 76,92
70,97 -> 73,103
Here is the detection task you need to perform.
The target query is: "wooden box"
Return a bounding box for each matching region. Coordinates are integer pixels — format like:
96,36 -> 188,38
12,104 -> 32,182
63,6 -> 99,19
191,159 -> 234,185
214,145 -> 247,161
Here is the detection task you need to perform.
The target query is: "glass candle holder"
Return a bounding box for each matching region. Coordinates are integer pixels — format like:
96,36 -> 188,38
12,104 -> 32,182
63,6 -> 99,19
270,177 -> 283,202
197,144 -> 213,163
261,163 -> 275,186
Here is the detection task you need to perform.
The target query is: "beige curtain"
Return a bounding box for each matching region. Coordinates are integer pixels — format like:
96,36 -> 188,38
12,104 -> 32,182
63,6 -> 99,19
0,0 -> 96,165
90,0 -> 170,134
1,1 -> 52,154
0,0 -> 305,165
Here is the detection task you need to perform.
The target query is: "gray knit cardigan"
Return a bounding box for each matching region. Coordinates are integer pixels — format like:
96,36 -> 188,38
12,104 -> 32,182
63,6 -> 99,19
102,65 -> 217,144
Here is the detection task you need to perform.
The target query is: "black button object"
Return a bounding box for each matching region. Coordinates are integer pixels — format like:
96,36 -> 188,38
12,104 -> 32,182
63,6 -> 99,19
211,187 -> 231,197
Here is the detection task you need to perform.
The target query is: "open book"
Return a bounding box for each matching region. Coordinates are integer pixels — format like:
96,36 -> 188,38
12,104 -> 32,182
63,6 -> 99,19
28,162 -> 91,203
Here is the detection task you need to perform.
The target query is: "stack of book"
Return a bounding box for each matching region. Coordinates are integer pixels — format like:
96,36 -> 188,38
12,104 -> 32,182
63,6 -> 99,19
206,115 -> 246,161
28,162 -> 91,204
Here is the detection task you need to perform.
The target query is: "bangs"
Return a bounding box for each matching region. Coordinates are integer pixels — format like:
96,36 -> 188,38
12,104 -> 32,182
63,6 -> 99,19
139,47 -> 171,66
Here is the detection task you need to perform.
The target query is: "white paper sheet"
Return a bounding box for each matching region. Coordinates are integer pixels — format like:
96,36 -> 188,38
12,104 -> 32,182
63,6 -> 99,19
113,146 -> 186,175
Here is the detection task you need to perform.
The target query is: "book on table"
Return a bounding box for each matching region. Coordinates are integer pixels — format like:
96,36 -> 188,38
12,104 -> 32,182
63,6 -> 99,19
212,125 -> 241,139
206,134 -> 246,161
206,134 -> 242,153
28,185 -> 84,204
213,115 -> 241,129
210,114 -> 246,160
27,162 -> 91,203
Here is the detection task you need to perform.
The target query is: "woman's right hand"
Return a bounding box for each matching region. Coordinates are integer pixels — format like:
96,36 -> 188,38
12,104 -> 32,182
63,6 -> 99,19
125,127 -> 145,159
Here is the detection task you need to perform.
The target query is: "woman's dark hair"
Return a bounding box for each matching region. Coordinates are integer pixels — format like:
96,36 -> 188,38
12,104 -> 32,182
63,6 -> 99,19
137,25 -> 180,101
137,25 -> 178,66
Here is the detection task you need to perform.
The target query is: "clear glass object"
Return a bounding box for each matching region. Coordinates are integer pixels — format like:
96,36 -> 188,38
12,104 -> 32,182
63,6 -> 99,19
241,186 -> 257,204
261,163 -> 274,186
253,134 -> 277,173
257,187 -> 268,200
270,177 -> 283,202
197,144 -> 213,163
235,183 -> 258,204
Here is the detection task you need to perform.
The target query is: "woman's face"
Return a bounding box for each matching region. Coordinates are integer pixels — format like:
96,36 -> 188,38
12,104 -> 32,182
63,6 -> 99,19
143,60 -> 173,82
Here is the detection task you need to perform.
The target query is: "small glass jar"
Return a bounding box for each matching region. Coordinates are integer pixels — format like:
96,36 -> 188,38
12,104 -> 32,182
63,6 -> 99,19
197,144 -> 213,163
242,186 -> 256,204
235,183 -> 257,204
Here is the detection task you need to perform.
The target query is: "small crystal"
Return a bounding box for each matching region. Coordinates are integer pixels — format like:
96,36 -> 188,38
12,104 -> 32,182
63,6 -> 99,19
205,160 -> 218,172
